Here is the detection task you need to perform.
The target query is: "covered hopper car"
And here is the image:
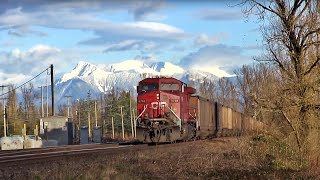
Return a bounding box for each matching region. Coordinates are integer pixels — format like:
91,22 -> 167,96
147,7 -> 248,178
135,77 -> 260,143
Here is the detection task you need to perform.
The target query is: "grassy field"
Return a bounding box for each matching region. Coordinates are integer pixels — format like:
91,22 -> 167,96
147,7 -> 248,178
0,136 -> 318,179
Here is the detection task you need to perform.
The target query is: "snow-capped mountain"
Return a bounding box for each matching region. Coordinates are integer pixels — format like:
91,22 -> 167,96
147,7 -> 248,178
55,60 -> 222,104
150,62 -> 184,76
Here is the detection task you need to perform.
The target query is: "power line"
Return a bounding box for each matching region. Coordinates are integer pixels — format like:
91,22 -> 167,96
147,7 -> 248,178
0,66 -> 50,97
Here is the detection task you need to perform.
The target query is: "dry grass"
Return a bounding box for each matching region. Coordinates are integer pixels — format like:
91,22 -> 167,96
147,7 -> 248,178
0,136 -> 318,180
111,137 -> 315,180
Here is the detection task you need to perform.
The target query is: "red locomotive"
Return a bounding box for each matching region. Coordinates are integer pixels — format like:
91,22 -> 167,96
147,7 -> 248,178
135,77 -> 263,143
136,77 -> 197,143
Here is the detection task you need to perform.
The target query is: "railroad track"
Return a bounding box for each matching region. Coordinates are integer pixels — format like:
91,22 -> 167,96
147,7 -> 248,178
0,137 -> 236,165
0,143 -> 116,156
0,143 -> 134,164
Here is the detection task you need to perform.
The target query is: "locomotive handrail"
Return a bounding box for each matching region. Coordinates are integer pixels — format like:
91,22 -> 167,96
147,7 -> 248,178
189,112 -> 199,130
189,112 -> 196,120
135,105 -> 148,123
165,105 -> 182,130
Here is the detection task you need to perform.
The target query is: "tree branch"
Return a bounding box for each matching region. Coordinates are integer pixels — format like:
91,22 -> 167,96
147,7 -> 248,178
303,57 -> 320,76
293,0 -> 311,23
251,0 -> 284,18
301,27 -> 320,46
281,110 -> 301,150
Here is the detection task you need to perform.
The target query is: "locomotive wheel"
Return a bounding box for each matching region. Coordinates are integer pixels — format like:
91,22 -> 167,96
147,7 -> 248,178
136,125 -> 181,143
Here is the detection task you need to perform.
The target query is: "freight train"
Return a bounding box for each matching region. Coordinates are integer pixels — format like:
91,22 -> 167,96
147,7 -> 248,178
135,77 -> 263,143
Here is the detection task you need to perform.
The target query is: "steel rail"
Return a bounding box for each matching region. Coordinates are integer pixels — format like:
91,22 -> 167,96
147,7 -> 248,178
0,145 -> 135,164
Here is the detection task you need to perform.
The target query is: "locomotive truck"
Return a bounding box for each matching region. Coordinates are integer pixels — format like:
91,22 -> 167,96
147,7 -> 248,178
135,77 -> 262,143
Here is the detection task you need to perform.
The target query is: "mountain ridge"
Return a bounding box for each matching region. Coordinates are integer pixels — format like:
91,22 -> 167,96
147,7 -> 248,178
55,59 -> 225,104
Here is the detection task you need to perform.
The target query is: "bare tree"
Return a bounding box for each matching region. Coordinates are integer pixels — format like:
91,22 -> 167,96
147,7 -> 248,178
20,83 -> 39,134
241,0 -> 320,152
7,84 -> 20,134
199,77 -> 216,101
21,83 -> 34,120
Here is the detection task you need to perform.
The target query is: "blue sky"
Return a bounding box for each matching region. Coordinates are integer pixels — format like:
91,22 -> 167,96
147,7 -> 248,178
0,0 -> 263,84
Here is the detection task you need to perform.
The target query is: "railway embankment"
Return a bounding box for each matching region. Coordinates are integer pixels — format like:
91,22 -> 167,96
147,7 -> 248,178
0,136 -> 317,179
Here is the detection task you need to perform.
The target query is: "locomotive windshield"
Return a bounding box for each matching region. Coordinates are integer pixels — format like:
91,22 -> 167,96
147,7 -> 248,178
140,84 -> 158,92
160,83 -> 180,91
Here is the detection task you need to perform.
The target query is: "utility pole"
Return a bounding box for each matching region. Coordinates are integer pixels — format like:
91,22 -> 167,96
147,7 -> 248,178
50,64 -> 55,116
1,85 -> 7,137
38,86 -> 44,117
120,106 -> 124,140
64,95 -> 72,118
46,76 -> 49,117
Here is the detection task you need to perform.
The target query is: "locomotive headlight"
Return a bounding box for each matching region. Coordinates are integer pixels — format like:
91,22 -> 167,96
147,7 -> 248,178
138,99 -> 146,103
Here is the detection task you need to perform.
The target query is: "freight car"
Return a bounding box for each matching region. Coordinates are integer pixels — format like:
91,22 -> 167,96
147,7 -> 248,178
135,77 -> 261,143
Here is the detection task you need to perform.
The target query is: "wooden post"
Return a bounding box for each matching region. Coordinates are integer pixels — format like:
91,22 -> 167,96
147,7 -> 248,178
65,96 -> 71,118
120,106 -> 124,140
45,125 -> 48,141
88,111 -> 91,141
23,123 -> 26,140
103,119 -> 106,137
133,109 -> 136,138
95,101 -> 98,127
112,117 -> 115,139
1,85 -> 6,137
129,91 -> 134,139
35,124 -> 38,141
130,118 -> 134,139
3,106 -> 6,137
77,100 -> 81,143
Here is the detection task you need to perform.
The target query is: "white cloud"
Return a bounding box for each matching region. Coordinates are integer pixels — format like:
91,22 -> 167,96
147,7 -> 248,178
104,40 -> 157,53
194,33 -> 229,47
0,71 -> 32,85
0,7 -> 186,45
134,53 -> 157,62
190,65 -> 234,78
139,13 -> 167,21
127,21 -> 183,34
0,44 -> 77,85
129,0 -> 166,21
0,0 -> 167,21
0,1 -> 180,43
179,44 -> 252,77
197,9 -> 244,21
